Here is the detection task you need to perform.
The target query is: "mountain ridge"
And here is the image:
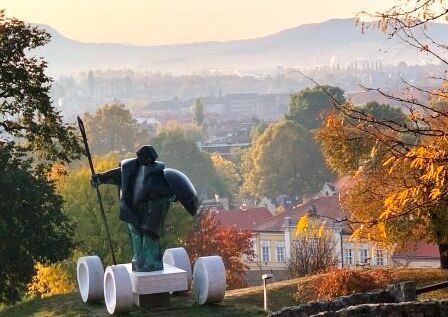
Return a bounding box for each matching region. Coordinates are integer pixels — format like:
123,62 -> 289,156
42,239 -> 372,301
33,18 -> 448,75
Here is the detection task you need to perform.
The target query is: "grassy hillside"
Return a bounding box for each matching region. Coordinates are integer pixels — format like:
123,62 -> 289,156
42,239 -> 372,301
1,268 -> 448,317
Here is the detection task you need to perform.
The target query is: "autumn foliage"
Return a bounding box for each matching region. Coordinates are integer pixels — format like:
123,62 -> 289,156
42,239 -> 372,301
185,212 -> 254,289
27,262 -> 76,298
296,268 -> 390,302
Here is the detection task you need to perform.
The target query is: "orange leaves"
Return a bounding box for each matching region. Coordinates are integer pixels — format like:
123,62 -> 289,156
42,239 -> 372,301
297,268 -> 391,302
185,212 -> 254,289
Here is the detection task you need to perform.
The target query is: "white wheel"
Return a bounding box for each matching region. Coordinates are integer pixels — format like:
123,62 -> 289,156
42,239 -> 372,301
77,255 -> 104,303
104,265 -> 133,315
193,256 -> 226,305
163,247 -> 192,289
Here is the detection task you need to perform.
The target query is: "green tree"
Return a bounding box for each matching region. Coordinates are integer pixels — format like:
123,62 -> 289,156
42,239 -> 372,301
152,128 -> 225,198
241,120 -> 332,199
211,153 -> 242,203
0,12 -> 81,304
82,103 -> 149,155
287,86 -> 345,130
0,144 -> 74,303
58,153 -> 132,265
192,98 -> 204,126
0,10 -> 81,165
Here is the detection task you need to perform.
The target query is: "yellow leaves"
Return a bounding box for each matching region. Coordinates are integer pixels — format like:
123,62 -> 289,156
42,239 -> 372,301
351,228 -> 362,241
378,223 -> 387,240
296,214 -> 308,236
350,223 -> 387,243
27,262 -> 75,298
429,188 -> 442,200
47,163 -> 67,182
370,144 -> 378,158
318,223 -> 325,238
410,157 -> 425,169
435,166 -> 444,182
296,215 -> 327,239
382,156 -> 396,167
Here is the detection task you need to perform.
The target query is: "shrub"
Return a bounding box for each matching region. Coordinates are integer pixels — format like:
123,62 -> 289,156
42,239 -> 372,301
297,268 -> 391,302
27,262 -> 76,298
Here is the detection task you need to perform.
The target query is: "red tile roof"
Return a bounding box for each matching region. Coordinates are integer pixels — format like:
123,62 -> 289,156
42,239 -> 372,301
214,207 -> 273,231
394,241 -> 440,258
254,196 -> 345,232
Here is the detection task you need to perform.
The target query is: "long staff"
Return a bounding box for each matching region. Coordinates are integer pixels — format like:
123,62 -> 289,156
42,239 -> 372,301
77,116 -> 117,265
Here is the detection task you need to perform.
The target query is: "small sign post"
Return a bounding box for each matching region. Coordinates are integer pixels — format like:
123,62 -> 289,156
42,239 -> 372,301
262,273 -> 273,311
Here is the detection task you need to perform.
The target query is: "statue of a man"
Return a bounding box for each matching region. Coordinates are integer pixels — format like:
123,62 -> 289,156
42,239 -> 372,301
91,145 -> 198,272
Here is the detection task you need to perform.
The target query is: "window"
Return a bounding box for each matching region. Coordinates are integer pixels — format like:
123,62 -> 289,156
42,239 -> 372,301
276,243 -> 285,262
376,249 -> 384,266
261,241 -> 270,263
344,247 -> 353,265
262,246 -> 270,262
359,248 -> 369,264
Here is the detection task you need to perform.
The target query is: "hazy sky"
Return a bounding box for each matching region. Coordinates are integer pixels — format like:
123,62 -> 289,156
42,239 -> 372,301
3,0 -> 394,45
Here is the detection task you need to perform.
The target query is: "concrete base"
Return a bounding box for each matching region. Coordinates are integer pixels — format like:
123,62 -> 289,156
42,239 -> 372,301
134,293 -> 170,308
163,247 -> 192,289
124,263 -> 188,295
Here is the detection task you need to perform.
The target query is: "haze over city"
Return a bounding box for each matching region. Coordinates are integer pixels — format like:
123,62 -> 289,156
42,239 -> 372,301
4,0 -> 393,45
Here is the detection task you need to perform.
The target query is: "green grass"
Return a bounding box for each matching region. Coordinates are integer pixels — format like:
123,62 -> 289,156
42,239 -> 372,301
2,268 -> 448,317
0,288 -> 273,317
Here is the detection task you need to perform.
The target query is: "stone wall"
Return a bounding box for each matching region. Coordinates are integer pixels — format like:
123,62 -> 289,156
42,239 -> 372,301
270,289 -> 396,317
269,281 -> 422,317
307,300 -> 448,317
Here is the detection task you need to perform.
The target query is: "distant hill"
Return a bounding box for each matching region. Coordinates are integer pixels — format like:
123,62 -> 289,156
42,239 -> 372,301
34,18 -> 448,75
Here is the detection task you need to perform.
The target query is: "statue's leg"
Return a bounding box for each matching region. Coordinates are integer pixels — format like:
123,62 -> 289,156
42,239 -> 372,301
139,233 -> 163,272
127,223 -> 143,271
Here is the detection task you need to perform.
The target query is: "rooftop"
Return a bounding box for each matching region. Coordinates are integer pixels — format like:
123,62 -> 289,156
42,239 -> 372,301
214,207 -> 273,231
254,195 -> 345,232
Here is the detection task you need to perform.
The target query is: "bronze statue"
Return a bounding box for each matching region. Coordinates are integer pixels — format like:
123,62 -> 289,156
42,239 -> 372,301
91,145 -> 198,272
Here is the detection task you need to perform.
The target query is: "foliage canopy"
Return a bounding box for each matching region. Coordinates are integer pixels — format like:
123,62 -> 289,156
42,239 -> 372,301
0,144 -> 74,303
0,10 -> 81,165
287,85 -> 345,130
241,120 -> 332,199
82,103 -> 149,155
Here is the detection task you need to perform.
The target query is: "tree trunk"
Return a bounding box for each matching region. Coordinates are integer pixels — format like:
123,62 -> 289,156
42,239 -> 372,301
438,244 -> 448,269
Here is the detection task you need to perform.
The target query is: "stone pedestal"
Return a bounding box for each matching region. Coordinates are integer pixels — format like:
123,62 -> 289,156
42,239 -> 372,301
103,263 -> 188,314
124,263 -> 188,296
163,247 -> 192,289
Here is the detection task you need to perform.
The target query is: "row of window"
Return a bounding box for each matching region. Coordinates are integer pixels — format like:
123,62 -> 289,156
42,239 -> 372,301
258,241 -> 386,266
344,247 -> 385,266
261,243 -> 285,263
